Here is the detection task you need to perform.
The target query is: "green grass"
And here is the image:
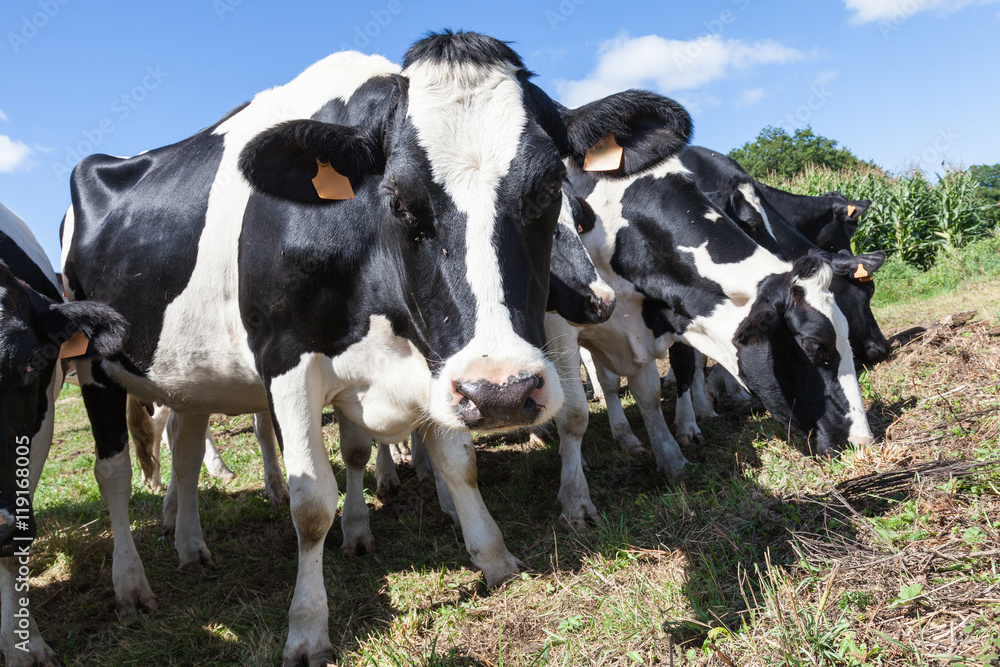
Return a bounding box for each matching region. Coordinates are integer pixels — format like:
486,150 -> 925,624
14,268 -> 1000,666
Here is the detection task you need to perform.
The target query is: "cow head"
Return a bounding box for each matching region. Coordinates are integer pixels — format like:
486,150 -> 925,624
548,195 -> 615,325
238,31 -> 686,432
713,180 -> 890,368
733,255 -> 873,455
826,250 -> 889,366
0,261 -> 127,556
813,191 -> 871,253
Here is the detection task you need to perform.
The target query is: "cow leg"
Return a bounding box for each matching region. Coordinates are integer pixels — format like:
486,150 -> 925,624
409,430 -> 434,486
77,360 -> 156,616
336,410 -> 374,556
628,361 -> 690,479
0,371 -> 62,666
419,427 -> 521,587
201,426 -> 236,482
554,345 -> 601,531
690,350 -> 718,420
591,359 -> 645,455
579,347 -> 605,403
669,344 -> 703,448
374,443 -> 401,498
1,558 -> 57,667
253,411 -> 289,505
269,361 -> 337,666
167,411 -> 213,571
406,431 -> 458,524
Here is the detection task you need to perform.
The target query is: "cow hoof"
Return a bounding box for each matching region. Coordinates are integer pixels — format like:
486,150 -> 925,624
117,587 -> 158,619
477,553 -> 524,589
143,479 -> 166,493
266,479 -> 291,505
340,531 -> 375,557
282,644 -> 335,667
657,462 -> 688,482
615,434 -> 646,456
179,548 -> 214,572
676,432 -> 702,449
558,500 -> 603,533
375,476 -> 400,499
214,468 -> 237,482
2,638 -> 60,667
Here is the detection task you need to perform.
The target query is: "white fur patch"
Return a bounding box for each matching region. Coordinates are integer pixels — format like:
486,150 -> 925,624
737,182 -> 776,240
0,201 -> 58,290
128,53 -> 400,412
794,266 -> 873,444
677,241 -> 789,378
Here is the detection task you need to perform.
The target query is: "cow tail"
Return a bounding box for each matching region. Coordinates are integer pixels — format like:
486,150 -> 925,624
127,394 -> 158,488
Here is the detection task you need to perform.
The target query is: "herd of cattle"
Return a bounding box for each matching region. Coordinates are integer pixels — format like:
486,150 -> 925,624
0,31 -> 893,666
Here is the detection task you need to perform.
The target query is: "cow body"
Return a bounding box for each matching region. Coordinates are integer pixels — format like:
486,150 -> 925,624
1,202 -> 127,667
64,32 -> 689,665
546,156 -> 874,527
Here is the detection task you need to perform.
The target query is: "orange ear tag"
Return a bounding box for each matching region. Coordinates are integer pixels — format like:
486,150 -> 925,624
853,263 -> 872,282
59,332 -> 90,359
847,204 -> 857,217
312,158 -> 355,200
583,135 -> 624,172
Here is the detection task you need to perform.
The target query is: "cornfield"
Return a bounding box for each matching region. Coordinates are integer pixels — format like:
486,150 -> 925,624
770,165 -> 1000,269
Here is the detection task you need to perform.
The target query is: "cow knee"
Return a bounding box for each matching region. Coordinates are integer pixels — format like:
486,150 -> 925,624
292,497 -> 335,546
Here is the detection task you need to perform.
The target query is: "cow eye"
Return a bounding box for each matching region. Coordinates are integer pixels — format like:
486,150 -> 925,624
390,195 -> 407,215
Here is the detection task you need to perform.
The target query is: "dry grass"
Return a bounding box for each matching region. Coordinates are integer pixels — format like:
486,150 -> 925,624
7,291 -> 1000,666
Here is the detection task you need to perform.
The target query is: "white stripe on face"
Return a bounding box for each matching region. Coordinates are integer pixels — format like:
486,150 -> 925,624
403,59 -> 527,345
404,59 -> 563,429
737,182 -> 776,240
793,266 -> 874,444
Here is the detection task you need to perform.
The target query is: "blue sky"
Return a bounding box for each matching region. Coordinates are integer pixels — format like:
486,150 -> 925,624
1,0 -> 996,266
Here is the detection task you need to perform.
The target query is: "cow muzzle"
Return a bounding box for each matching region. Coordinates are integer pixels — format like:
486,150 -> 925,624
455,372 -> 543,429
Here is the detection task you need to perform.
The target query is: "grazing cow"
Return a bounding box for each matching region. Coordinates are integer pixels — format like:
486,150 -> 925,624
680,146 -> 890,366
0,202 -> 127,667
678,146 -> 871,254
544,154 -> 875,528
586,177 -> 886,462
62,32 -> 689,664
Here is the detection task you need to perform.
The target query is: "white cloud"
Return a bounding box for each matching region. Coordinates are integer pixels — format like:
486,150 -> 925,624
0,109 -> 7,122
844,0 -> 1000,24
735,88 -> 767,108
555,31 -> 805,108
0,135 -> 33,172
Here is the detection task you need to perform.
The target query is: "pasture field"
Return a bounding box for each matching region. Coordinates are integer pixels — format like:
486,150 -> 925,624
15,258 -> 1000,666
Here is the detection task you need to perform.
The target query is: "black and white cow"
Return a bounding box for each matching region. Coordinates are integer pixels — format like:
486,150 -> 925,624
679,146 -> 889,366
61,32 -> 689,665
545,154 -> 875,528
1,202 -> 127,667
678,146 -> 872,254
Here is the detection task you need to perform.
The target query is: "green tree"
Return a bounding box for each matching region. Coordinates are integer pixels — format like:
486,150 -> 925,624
969,163 -> 1000,225
728,126 -> 865,182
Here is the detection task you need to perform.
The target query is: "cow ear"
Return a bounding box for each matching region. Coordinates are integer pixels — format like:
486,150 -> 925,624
239,120 -> 385,203
560,90 -> 692,177
42,301 -> 128,358
733,299 -> 779,348
829,251 -> 886,280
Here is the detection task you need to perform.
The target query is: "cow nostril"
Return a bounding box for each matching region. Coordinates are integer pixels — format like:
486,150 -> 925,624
454,373 -> 542,428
